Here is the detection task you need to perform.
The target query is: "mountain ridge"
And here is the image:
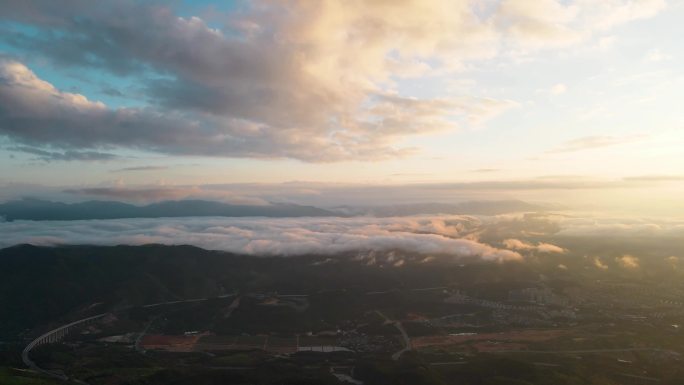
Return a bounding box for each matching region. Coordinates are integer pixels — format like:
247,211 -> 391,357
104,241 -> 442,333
0,198 -> 551,221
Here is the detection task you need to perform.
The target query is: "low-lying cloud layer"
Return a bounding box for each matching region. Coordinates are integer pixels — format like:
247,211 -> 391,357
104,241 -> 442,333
3,210 -> 683,270
502,238 -> 566,253
554,216 -> 684,237
0,216 -> 522,261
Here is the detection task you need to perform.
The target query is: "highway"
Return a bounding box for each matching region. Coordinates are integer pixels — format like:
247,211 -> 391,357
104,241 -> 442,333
21,313 -> 107,382
22,293 -> 238,381
375,310 -> 411,361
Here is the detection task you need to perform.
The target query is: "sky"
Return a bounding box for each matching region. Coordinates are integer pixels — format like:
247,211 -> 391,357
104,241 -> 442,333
0,0 -> 683,213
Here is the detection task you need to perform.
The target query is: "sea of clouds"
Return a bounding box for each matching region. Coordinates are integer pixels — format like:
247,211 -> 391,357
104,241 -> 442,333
2,214 -> 681,263
0,216 -> 524,261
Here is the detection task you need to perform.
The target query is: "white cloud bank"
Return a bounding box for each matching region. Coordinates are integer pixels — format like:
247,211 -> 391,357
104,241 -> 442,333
502,238 -> 566,253
0,216 -> 522,261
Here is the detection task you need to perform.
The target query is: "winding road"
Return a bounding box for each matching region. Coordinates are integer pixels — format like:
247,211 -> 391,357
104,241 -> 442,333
375,310 -> 411,360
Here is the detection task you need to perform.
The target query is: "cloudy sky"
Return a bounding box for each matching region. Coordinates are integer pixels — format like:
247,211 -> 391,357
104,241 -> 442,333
0,0 -> 683,212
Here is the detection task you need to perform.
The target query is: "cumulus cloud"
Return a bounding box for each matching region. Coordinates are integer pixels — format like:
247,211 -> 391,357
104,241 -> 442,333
587,0 -> 666,30
0,2 -> 512,162
594,257 -> 609,269
533,242 -> 566,253
1,58 -> 374,162
503,238 -> 566,253
666,256 -> 679,268
0,56 -> 513,162
0,0 -> 666,162
494,0 -> 666,50
616,254 -> 639,269
495,0 -> 582,48
0,216 -> 522,261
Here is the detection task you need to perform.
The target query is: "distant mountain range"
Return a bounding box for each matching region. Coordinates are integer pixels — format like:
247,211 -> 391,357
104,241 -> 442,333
0,198 -> 336,221
0,198 -> 549,221
333,200 -> 550,217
